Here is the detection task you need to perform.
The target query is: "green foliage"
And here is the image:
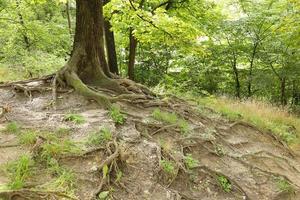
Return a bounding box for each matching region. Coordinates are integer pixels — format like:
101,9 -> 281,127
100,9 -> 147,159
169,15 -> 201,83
4,121 -> 21,134
160,159 -> 175,174
19,130 -> 37,145
217,175 -> 232,193
184,154 -> 199,169
276,177 -> 294,193
87,127 -> 112,146
109,104 -> 125,125
98,191 -> 110,200
6,155 -> 34,189
64,114 -> 85,124
152,109 -> 191,135
41,139 -> 81,159
55,127 -> 72,136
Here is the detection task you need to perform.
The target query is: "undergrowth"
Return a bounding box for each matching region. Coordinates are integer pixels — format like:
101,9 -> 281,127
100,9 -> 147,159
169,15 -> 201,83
196,96 -> 300,145
4,121 -> 21,134
64,113 -> 85,124
109,104 -> 126,125
217,175 -> 232,193
87,127 -> 112,146
6,154 -> 34,189
152,109 -> 190,135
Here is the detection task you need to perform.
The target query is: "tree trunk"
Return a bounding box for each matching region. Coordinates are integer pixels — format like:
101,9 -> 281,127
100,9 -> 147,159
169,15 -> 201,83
16,0 -> 30,50
128,28 -> 138,80
66,0 -> 72,36
70,0 -> 110,82
104,19 -> 119,75
247,42 -> 258,98
280,77 -> 287,106
231,55 -> 240,99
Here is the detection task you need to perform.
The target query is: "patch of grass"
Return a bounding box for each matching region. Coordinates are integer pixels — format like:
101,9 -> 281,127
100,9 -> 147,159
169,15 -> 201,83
217,175 -> 232,193
87,127 -> 112,146
64,114 -> 85,124
44,158 -> 76,195
152,109 -> 191,135
4,121 -> 21,134
197,96 -> 300,144
41,139 -> 82,159
19,130 -> 37,145
276,177 -> 294,193
109,104 -> 126,125
6,154 -> 34,189
55,127 -> 72,136
160,159 -> 175,174
184,154 -> 199,169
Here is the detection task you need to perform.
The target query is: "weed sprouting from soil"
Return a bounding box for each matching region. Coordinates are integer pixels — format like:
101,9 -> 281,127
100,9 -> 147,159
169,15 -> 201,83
6,154 -> 34,189
217,175 -> 232,192
276,177 -> 294,193
160,159 -> 176,175
64,113 -> 85,124
109,104 -> 126,125
184,154 -> 199,169
87,127 -> 112,146
152,109 -> 191,135
4,121 -> 21,134
19,130 -> 37,145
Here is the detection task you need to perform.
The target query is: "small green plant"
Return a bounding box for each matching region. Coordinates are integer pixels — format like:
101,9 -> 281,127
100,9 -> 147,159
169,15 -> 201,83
44,157 -> 76,194
4,121 -> 21,134
215,144 -> 225,156
276,177 -> 294,193
19,130 -> 37,145
184,154 -> 199,169
160,160 -> 175,174
64,114 -> 85,124
217,175 -> 232,193
56,127 -> 71,136
41,139 -> 81,159
109,104 -> 125,125
7,154 -> 34,189
152,109 -> 190,135
87,127 -> 112,146
152,109 -> 177,124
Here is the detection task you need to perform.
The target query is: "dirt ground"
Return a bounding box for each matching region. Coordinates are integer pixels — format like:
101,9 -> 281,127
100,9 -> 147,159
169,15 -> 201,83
1,86 -> 300,200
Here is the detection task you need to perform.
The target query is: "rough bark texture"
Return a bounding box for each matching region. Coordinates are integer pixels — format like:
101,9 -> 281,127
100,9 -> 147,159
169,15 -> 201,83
104,19 -> 119,75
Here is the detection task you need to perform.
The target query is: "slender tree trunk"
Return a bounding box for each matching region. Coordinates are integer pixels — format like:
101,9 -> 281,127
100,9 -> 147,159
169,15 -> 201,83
66,0 -> 72,36
231,55 -> 240,99
128,28 -> 138,80
247,42 -> 258,97
280,77 -> 287,106
16,0 -> 30,50
104,19 -> 119,75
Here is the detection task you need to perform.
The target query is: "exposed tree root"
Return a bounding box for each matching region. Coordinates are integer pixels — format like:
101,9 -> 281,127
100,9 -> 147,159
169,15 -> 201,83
0,189 -> 77,200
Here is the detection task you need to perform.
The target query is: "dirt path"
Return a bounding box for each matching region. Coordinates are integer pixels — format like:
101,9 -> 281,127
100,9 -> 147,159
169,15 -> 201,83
0,88 -> 300,200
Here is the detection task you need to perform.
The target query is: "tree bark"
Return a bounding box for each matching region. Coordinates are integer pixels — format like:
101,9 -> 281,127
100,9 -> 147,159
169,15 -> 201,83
231,54 -> 240,99
16,0 -> 30,50
104,19 -> 119,75
66,0 -> 72,36
247,42 -> 258,98
280,77 -> 287,106
128,28 -> 138,80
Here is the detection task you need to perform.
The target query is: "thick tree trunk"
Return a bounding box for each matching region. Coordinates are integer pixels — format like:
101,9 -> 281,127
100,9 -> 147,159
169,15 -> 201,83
70,0 -> 110,83
128,28 -> 138,80
104,19 -> 119,75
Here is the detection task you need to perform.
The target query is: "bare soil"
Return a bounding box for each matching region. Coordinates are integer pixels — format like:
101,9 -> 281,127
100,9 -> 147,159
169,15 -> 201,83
1,86 -> 300,200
